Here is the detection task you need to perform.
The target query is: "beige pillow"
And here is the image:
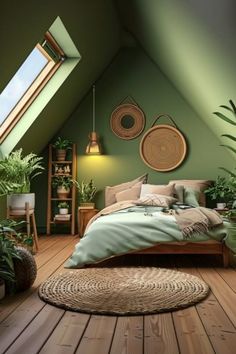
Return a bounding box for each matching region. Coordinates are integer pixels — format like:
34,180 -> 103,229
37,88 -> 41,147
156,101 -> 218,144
169,180 -> 213,206
137,194 -> 177,207
115,182 -> 142,202
105,173 -> 148,207
140,183 -> 175,198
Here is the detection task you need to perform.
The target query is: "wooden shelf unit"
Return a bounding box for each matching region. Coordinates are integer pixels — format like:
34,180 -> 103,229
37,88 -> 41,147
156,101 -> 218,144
46,143 -> 77,235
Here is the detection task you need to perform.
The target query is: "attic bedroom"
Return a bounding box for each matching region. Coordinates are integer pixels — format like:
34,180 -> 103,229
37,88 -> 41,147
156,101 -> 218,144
1,1 -> 236,353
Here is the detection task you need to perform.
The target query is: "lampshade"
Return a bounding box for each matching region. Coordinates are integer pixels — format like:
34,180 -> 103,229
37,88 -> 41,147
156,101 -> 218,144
85,131 -> 102,154
85,85 -> 102,155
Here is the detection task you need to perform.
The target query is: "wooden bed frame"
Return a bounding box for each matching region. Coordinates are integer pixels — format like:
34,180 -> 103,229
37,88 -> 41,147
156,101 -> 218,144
134,240 -> 229,267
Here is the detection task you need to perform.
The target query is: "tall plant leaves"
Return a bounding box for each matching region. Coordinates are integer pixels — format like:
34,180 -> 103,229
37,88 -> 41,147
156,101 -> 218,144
229,99 -> 236,114
220,144 -> 236,154
213,112 -> 236,125
221,134 -> 236,142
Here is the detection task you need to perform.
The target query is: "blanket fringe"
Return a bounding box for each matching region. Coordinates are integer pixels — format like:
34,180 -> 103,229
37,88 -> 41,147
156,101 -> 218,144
182,222 -> 209,239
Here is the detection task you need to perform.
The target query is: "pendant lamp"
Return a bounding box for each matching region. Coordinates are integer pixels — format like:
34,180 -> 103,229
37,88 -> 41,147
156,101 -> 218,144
85,85 -> 102,155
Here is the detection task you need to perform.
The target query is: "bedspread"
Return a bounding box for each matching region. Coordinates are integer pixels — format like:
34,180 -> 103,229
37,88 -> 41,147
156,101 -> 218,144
65,206 -> 229,268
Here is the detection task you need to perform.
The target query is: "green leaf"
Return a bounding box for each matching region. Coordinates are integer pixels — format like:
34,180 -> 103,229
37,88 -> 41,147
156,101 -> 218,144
220,105 -> 235,113
220,144 -> 236,154
221,134 -> 236,142
219,167 -> 236,177
213,112 -> 236,125
229,99 -> 236,113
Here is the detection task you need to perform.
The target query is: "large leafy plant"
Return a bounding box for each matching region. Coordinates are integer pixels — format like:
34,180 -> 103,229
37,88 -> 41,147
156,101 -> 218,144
214,99 -> 236,176
0,148 -> 44,193
205,176 -> 236,203
52,137 -> 72,150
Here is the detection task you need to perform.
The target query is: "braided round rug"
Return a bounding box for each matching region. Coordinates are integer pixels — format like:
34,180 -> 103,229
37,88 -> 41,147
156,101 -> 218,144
38,267 -> 209,315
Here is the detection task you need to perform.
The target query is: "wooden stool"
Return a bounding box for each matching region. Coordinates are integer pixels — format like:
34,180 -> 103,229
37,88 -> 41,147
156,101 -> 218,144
7,202 -> 39,252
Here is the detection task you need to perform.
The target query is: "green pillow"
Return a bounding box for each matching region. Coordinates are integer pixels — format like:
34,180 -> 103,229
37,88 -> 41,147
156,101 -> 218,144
184,187 -> 200,207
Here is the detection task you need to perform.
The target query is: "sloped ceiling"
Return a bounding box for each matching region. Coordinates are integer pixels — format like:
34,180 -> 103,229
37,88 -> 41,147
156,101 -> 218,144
0,0 -> 121,154
116,0 -> 236,152
1,0 -> 236,155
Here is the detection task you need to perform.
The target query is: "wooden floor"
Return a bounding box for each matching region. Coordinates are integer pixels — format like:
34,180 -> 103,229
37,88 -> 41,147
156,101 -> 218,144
1,236 -> 236,354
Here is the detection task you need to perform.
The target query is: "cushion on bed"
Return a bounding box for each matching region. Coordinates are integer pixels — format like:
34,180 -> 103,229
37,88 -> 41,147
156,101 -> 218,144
137,194 -> 177,207
105,174 -> 148,207
115,182 -> 142,202
169,180 -> 213,206
184,187 -> 200,207
140,183 -> 175,198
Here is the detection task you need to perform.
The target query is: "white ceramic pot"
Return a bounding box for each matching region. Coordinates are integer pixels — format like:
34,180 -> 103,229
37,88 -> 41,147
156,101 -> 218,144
59,208 -> 69,215
0,280 -> 5,300
7,193 -> 35,211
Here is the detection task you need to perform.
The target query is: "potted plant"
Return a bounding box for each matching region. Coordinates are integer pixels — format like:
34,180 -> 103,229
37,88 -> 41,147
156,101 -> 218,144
0,228 -> 22,299
52,137 -> 72,161
74,179 -> 97,208
205,176 -> 236,208
52,176 -> 73,199
58,201 -> 69,215
0,148 -> 44,211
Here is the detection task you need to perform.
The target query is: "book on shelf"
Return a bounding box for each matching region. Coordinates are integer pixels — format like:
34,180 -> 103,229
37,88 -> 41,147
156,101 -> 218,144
54,214 -> 71,221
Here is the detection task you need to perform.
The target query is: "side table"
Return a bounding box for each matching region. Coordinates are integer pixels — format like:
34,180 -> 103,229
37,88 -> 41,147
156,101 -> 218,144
78,208 -> 99,237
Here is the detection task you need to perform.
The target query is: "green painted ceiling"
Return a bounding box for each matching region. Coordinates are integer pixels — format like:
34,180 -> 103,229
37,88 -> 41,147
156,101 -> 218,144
1,0 -> 236,155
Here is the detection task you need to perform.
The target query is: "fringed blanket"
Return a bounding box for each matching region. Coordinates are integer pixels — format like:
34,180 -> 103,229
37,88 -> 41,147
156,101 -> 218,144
85,201 -> 223,239
174,207 -> 223,239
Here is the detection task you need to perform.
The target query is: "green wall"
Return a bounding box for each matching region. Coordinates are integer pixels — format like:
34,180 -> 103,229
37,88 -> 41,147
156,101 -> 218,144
33,46 -> 234,231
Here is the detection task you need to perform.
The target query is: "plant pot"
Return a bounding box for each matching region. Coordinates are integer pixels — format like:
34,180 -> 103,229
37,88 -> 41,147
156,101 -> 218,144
56,149 -> 67,161
59,208 -> 69,215
216,202 -> 226,210
0,279 -> 5,300
79,202 -> 95,209
7,193 -> 35,214
57,186 -> 70,199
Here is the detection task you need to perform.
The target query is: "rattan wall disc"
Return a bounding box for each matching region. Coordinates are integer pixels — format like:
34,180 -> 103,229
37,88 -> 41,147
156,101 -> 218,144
110,103 -> 145,140
140,125 -> 187,171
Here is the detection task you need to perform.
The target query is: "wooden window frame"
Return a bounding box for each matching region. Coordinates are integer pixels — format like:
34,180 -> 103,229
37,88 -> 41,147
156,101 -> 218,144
0,33 -> 64,143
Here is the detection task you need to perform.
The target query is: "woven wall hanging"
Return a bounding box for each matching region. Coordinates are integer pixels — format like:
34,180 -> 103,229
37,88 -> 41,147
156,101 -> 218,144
140,114 -> 187,172
110,103 -> 145,140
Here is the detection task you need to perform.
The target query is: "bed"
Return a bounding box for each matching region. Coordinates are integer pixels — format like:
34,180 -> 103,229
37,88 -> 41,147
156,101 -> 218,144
65,177 -> 232,269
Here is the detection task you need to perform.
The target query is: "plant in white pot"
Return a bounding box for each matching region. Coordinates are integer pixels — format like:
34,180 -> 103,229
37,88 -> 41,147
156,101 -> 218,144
204,176 -> 236,208
58,201 -> 69,215
52,137 -> 72,161
74,179 -> 97,208
0,148 -> 44,212
52,176 -> 73,199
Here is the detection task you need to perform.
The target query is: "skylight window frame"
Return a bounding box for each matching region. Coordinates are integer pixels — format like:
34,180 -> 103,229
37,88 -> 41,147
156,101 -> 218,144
0,32 -> 65,143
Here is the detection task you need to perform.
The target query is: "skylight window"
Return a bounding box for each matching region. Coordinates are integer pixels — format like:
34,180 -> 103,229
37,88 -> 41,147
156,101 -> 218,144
0,33 -> 65,142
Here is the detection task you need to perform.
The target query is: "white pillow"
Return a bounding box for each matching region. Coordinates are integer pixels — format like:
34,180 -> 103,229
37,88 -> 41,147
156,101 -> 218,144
140,183 -> 175,198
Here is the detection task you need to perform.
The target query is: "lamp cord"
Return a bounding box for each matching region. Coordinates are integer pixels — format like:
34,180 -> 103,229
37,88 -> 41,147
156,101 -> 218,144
93,85 -> 95,131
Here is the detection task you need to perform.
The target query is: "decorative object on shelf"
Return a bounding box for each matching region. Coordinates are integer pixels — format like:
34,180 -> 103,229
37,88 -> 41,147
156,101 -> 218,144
46,144 -> 77,235
213,99 -> 236,177
52,137 -> 72,161
74,179 -> 97,208
52,176 -> 73,199
57,201 -> 69,215
0,148 -> 44,211
140,114 -> 187,172
110,101 -> 145,140
85,85 -> 102,155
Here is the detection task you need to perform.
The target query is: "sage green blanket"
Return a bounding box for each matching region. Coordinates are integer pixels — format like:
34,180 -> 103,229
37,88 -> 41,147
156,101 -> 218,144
65,206 -> 231,268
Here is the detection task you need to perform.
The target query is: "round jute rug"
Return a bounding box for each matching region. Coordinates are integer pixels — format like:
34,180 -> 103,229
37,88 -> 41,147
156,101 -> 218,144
38,267 -> 209,315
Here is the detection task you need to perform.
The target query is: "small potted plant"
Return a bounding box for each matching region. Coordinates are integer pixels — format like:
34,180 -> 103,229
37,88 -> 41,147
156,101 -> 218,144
58,201 -> 69,215
74,179 -> 97,208
52,137 -> 72,161
205,176 -> 236,209
0,148 -> 44,211
52,176 -> 73,199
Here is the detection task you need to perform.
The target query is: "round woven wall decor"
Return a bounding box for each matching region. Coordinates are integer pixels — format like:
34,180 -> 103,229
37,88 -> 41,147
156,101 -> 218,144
39,267 -> 209,315
140,120 -> 187,172
110,103 -> 145,140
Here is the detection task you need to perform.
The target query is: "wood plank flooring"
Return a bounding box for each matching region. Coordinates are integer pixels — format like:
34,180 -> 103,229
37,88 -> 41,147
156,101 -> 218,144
1,236 -> 236,354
